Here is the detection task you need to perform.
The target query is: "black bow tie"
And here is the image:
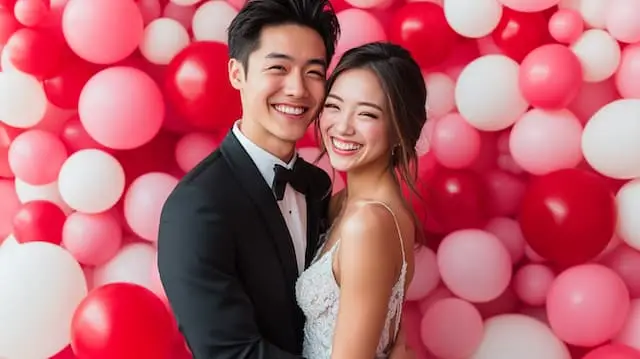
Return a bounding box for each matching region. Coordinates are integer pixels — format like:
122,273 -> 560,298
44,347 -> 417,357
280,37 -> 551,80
272,162 -> 308,200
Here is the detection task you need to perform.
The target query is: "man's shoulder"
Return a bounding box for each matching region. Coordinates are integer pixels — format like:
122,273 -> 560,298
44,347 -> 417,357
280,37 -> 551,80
300,159 -> 332,192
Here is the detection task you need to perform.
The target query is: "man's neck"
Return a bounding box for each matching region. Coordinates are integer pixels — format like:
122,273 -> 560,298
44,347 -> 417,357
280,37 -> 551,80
238,120 -> 296,163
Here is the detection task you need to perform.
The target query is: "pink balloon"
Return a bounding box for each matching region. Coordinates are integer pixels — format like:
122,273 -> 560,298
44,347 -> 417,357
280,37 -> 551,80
0,179 -> 21,239
484,216 -> 526,264
62,211 -> 123,266
509,109 -> 583,175
402,302 -> 432,359
497,0 -> 559,12
549,9 -> 585,44
62,0 -> 144,64
437,229 -> 512,303
568,79 -> 619,124
418,286 -> 453,314
615,44 -> 640,99
79,66 -> 164,150
8,129 -> 68,185
519,44 -> 583,110
163,2 -> 196,30
513,264 -> 555,306
547,264 -> 630,347
600,244 -> 640,298
431,113 -> 481,169
175,132 -> 219,173
482,169 -> 527,217
583,344 -> 640,359
420,298 -> 484,359
124,172 -> 178,242
406,246 -> 440,301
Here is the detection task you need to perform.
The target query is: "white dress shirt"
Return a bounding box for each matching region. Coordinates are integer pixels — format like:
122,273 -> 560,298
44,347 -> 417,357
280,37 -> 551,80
232,122 -> 308,274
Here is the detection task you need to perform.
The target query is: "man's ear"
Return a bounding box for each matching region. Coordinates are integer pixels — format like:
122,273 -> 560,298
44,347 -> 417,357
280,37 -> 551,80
228,58 -> 244,90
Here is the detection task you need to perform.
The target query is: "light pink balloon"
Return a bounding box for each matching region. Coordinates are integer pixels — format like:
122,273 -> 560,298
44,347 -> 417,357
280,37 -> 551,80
175,132 -> 219,173
549,9 -> 585,44
62,211 -> 123,266
438,229 -> 512,303
8,130 -> 68,185
615,44 -> 640,99
431,112 -> 481,169
484,216 -> 526,264
421,298 -> 484,359
605,0 -> 640,44
600,244 -> 640,298
497,0 -> 559,12
406,246 -> 441,301
331,8 -> 386,72
79,66 -> 164,150
62,0 -> 143,64
14,0 -> 48,27
513,264 -> 555,306
547,264 -> 630,347
0,180 -> 21,239
124,172 -> 179,242
509,109 -> 583,175
613,299 -> 640,351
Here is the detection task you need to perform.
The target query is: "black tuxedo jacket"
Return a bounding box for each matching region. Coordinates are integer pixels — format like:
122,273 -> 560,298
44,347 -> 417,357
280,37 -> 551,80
158,131 -> 332,359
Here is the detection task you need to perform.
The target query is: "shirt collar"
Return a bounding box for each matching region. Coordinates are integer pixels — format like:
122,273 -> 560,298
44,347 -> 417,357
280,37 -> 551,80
232,120 -> 298,187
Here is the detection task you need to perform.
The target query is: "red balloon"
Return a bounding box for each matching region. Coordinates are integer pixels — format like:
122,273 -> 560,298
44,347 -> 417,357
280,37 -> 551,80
50,345 -> 78,359
164,41 -> 241,134
422,167 -> 490,233
388,2 -> 460,69
12,200 -> 66,245
4,27 -> 68,79
583,344 -> 640,359
491,8 -> 549,62
0,7 -> 19,46
519,168 -> 617,267
0,122 -> 21,178
43,54 -> 101,109
71,283 -> 176,359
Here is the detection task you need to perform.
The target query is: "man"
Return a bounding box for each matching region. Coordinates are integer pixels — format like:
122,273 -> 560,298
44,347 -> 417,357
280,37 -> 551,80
158,0 -> 413,358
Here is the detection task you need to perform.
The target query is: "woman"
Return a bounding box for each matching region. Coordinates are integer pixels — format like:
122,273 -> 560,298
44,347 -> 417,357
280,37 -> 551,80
295,42 -> 428,359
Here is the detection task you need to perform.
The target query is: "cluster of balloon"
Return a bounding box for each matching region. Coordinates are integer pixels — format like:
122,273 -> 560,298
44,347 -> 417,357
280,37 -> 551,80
1,0 -> 640,358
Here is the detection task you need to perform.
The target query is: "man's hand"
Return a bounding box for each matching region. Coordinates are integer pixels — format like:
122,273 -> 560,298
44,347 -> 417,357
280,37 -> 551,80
389,327 -> 415,359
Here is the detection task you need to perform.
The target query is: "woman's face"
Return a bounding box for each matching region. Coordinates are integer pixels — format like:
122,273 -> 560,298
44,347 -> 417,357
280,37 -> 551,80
319,68 -> 393,173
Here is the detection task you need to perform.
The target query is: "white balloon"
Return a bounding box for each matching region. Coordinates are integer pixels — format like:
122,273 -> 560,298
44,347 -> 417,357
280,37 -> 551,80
0,71 -> 47,128
140,17 -> 190,65
616,180 -> 640,251
14,179 -> 73,214
0,242 -> 87,358
581,99 -> 640,179
470,314 -> 571,359
571,29 -> 621,82
192,0 -> 238,43
444,0 -> 503,38
455,55 -> 529,131
93,242 -> 157,291
58,149 -> 126,213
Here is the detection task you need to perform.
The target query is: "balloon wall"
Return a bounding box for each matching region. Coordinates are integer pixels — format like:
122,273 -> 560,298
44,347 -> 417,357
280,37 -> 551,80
1,0 -> 640,358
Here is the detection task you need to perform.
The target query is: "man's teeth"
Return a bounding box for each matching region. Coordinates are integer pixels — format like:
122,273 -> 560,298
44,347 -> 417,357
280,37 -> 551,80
274,104 -> 306,115
332,137 -> 362,151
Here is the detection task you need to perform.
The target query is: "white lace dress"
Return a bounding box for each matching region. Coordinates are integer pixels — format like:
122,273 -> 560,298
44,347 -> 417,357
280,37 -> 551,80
295,201 -> 407,359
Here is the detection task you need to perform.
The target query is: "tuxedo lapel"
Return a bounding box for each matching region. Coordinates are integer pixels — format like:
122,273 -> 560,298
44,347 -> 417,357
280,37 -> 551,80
298,160 -> 331,269
219,132 -> 299,287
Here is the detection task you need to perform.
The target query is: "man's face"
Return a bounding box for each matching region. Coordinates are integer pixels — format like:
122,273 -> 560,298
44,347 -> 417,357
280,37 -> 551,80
229,24 -> 328,151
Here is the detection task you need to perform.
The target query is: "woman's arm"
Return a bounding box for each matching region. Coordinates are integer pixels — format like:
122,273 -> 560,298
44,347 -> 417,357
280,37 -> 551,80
330,204 -> 402,359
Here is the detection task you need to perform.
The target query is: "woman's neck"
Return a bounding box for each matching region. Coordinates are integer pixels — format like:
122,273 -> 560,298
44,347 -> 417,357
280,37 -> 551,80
344,164 -> 398,202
